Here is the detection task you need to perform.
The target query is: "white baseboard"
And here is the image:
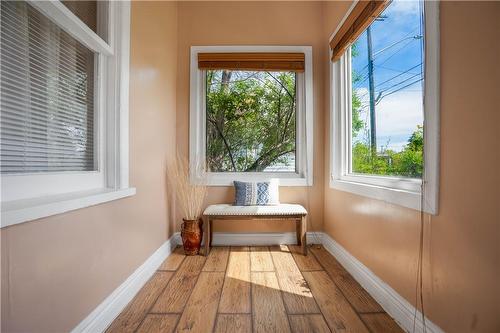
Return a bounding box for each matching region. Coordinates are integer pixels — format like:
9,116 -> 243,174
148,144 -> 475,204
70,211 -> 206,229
173,231 -> 323,246
321,233 -> 444,333
71,236 -> 178,333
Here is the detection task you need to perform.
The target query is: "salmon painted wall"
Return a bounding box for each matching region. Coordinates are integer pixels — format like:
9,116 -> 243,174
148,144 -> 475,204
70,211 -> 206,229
322,2 -> 500,332
0,2 -> 179,332
176,1 -> 326,233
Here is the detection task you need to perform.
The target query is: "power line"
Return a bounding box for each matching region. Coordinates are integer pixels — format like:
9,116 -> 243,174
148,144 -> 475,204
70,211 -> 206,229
375,27 -> 420,57
377,72 -> 422,95
353,69 -> 370,87
354,35 -> 421,88
353,74 -> 370,88
373,35 -> 422,58
375,64 -> 421,75
356,28 -> 419,72
355,63 -> 422,100
374,63 -> 422,88
354,75 -> 423,114
377,78 -> 423,103
377,38 -> 416,67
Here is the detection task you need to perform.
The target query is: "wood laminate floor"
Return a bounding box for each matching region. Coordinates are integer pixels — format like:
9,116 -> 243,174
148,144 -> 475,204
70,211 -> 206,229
107,245 -> 403,333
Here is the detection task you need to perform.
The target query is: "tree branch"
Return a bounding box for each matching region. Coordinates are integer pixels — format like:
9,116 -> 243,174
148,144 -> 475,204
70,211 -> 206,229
244,143 -> 295,172
281,103 -> 295,143
277,88 -> 282,142
207,117 -> 237,171
266,72 -> 295,143
266,71 -> 295,101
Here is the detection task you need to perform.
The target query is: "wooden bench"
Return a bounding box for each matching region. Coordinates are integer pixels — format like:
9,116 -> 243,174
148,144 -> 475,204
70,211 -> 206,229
202,204 -> 308,256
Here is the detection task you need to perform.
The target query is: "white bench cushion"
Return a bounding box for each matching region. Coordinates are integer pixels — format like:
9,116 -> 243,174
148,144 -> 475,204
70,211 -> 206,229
203,204 -> 307,216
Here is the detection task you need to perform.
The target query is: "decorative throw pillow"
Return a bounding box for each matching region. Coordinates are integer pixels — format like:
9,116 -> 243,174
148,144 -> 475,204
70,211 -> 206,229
233,179 -> 280,206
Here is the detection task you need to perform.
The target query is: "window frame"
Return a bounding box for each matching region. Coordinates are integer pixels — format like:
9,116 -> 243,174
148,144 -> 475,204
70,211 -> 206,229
329,1 -> 439,214
1,0 -> 134,227
189,45 -> 314,187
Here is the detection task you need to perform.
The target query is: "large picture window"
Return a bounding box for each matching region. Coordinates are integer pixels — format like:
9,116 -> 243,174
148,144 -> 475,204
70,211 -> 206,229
190,46 -> 313,186
330,0 -> 439,213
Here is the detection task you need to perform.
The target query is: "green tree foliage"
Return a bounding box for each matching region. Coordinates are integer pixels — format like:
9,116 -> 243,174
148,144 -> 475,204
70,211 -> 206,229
206,70 -> 296,172
352,125 -> 423,178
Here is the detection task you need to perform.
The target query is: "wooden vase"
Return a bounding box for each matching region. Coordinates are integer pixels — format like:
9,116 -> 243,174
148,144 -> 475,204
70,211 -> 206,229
181,218 -> 203,255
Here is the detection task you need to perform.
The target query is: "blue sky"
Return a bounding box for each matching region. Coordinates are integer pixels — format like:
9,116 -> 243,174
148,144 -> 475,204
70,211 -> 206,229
352,0 -> 424,152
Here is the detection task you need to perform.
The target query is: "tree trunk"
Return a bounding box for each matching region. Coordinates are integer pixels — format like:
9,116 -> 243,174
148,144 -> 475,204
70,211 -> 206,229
220,70 -> 232,93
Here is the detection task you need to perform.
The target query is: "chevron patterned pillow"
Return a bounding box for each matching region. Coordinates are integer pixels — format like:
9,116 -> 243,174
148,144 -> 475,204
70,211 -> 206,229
233,179 -> 280,206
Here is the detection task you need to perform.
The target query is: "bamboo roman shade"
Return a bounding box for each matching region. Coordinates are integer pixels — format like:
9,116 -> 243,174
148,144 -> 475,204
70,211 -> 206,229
198,52 -> 305,72
330,0 -> 390,62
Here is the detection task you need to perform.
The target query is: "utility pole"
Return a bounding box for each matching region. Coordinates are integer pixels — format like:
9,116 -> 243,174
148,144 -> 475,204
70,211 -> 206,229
367,25 -> 377,155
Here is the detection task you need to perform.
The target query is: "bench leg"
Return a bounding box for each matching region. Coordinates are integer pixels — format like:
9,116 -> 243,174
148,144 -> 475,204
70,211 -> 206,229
204,217 -> 211,256
301,215 -> 307,255
296,218 -> 302,246
209,219 -> 213,247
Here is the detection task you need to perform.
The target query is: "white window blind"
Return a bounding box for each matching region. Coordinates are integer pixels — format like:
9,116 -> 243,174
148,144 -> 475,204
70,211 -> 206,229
1,1 -> 96,174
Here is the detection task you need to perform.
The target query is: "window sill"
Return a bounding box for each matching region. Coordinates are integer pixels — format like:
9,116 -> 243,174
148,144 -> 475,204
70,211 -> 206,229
192,172 -> 312,187
1,187 -> 136,228
330,178 -> 428,213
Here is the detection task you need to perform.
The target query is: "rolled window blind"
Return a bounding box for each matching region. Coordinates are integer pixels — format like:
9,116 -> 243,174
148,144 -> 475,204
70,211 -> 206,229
1,1 -> 96,174
330,0 -> 389,62
198,52 -> 305,72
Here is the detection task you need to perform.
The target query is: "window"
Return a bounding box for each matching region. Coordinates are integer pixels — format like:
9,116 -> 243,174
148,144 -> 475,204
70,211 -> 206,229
206,70 -> 297,173
330,0 -> 439,213
1,1 -> 134,226
190,46 -> 313,186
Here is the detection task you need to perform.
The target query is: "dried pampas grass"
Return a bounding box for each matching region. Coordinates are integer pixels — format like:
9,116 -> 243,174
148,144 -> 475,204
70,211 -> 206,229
167,155 -> 207,220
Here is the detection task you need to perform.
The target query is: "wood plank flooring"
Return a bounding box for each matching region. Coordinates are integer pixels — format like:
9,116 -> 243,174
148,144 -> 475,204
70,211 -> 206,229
107,245 -> 403,333
219,246 -> 251,314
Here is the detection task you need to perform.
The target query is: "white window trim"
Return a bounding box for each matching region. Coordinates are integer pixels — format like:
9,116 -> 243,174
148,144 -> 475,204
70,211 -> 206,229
189,45 -> 314,187
29,0 -> 113,56
329,1 -> 439,214
1,1 -> 135,227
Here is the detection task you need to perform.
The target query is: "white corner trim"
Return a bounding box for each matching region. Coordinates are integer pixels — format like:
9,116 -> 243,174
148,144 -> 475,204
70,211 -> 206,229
1,188 -> 136,228
71,235 -> 179,333
117,0 -> 132,190
421,0 -> 440,216
174,231 -> 323,246
321,233 -> 444,333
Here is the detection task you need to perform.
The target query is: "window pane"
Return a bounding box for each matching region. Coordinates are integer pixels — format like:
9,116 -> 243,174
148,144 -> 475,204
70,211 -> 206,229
350,0 -> 424,178
1,1 -> 96,174
206,70 -> 297,173
62,0 -> 108,42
